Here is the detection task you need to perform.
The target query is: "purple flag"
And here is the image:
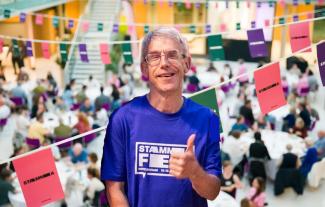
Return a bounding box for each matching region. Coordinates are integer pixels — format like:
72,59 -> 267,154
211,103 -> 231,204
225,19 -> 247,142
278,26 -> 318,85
20,13 -> 26,23
257,1 -> 261,7
293,0 -> 298,5
293,15 -> 299,22
113,24 -> 119,33
195,2 -> 200,8
26,41 -> 33,57
168,1 -> 173,7
79,44 -> 89,62
205,25 -> 211,33
247,29 -> 268,58
317,42 -> 325,86
68,19 -> 74,28
251,21 -> 256,29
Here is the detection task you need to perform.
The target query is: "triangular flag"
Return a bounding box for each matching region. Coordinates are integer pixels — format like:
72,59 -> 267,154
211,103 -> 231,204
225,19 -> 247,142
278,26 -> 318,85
82,21 -> 89,32
12,149 -> 64,207
97,23 -> 104,31
254,62 -> 287,114
293,15 -> 299,22
122,43 -> 133,64
279,0 -> 285,7
20,13 -> 26,23
279,17 -> 285,24
128,25 -> 134,34
307,12 -> 313,19
236,23 -> 241,30
0,38 -> 3,53
264,19 -> 270,27
318,0 -> 324,4
144,25 -> 149,34
41,42 -> 51,59
220,23 -> 227,32
26,41 -> 33,57
168,1 -> 173,7
317,42 -> 325,86
190,25 -> 196,33
293,0 -> 298,6
113,24 -> 119,33
195,2 -> 201,8
185,0 -> 191,9
257,1 -> 261,7
247,29 -> 268,58
207,34 -> 225,61
67,19 -> 74,29
247,0 -> 251,8
289,22 -> 311,53
100,43 -> 111,64
236,1 -> 240,8
205,25 -> 211,33
59,43 -> 68,62
269,1 -> 274,7
12,39 -> 20,57
79,44 -> 89,62
52,17 -> 59,28
35,14 -> 44,25
305,0 -> 311,4
4,9 -> 11,18
251,21 -> 256,29
189,88 -> 223,133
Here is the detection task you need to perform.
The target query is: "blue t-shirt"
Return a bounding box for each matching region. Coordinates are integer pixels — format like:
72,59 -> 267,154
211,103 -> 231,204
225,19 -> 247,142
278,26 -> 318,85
101,95 -> 222,207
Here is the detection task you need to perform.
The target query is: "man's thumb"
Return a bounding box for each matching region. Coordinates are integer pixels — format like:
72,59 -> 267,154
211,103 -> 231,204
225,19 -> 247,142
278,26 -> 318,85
186,134 -> 196,152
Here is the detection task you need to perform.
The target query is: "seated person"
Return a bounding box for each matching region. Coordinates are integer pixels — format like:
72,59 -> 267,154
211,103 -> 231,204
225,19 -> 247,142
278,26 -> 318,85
220,161 -> 243,198
291,117 -> 307,139
27,112 -> 50,144
0,169 -> 16,206
73,112 -> 91,134
54,119 -> 72,138
249,132 -> 271,160
80,98 -> 94,116
278,144 -> 301,169
314,130 -> 325,159
68,143 -> 88,164
85,168 -> 105,203
88,152 -> 100,170
247,177 -> 266,207
231,116 -> 249,132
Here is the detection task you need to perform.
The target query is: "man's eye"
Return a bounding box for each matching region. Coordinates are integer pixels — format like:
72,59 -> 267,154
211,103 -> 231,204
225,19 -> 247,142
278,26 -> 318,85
168,52 -> 178,59
149,55 -> 160,60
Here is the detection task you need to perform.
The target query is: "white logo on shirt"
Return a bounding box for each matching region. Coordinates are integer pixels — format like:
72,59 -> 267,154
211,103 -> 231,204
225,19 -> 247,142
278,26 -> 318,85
135,142 -> 187,177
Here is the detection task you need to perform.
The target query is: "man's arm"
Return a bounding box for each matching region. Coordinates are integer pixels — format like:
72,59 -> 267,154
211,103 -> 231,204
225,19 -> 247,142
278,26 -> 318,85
105,181 -> 129,207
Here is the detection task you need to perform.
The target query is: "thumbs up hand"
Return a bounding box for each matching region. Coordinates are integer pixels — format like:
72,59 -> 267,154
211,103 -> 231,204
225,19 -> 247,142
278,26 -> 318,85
169,134 -> 200,179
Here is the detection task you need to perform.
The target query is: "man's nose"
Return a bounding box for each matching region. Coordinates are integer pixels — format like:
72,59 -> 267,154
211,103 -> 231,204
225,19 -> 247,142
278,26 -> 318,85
160,54 -> 169,66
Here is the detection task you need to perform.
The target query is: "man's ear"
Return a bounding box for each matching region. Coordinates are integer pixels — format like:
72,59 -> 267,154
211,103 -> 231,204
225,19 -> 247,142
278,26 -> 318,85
184,56 -> 192,74
141,62 -> 149,78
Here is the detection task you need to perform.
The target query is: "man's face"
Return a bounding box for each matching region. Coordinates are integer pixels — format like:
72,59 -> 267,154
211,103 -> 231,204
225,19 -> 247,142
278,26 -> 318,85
141,37 -> 190,95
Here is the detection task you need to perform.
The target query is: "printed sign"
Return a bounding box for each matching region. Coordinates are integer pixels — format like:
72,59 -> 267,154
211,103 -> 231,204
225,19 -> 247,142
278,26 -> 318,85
289,22 -> 311,53
317,41 -> 325,86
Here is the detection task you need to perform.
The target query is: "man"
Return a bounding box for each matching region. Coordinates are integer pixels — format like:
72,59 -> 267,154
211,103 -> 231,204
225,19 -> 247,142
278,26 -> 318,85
94,86 -> 111,111
10,79 -> 28,106
101,27 -> 221,207
54,119 -> 72,138
68,143 -> 88,164
239,100 -> 255,127
314,130 -> 325,159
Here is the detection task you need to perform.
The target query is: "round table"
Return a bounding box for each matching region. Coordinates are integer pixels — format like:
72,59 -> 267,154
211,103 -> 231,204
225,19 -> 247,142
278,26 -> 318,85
208,191 -> 239,207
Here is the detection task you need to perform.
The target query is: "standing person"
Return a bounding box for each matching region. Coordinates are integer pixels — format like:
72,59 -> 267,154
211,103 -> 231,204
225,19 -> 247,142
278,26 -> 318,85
0,169 -> 16,206
101,27 -> 222,207
9,39 -> 25,75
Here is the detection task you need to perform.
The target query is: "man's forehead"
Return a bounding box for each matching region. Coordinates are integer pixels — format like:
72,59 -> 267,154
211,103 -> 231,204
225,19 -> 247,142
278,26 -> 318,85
148,36 -> 181,51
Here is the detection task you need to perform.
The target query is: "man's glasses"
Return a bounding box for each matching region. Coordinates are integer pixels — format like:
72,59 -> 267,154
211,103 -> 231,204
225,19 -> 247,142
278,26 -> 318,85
145,50 -> 186,66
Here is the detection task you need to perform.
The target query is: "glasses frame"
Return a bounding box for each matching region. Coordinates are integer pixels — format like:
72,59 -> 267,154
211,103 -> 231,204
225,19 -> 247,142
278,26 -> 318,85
145,50 -> 186,67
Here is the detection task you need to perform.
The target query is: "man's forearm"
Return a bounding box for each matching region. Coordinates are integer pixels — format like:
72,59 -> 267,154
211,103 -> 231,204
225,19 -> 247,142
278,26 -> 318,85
190,166 -> 221,200
105,181 -> 130,207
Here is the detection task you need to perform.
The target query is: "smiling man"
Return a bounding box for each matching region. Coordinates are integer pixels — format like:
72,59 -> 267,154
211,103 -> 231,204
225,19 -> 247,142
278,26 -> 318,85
101,27 -> 221,207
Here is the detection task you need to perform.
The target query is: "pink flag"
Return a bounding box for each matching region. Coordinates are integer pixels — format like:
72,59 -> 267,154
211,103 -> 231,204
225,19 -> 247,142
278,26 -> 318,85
82,21 -> 90,32
220,23 -> 227,32
307,12 -> 313,19
185,0 -> 191,9
318,0 -> 324,4
215,2 -> 218,8
0,38 -> 3,53
128,25 -> 134,34
254,62 -> 287,114
35,14 -> 44,25
41,42 -> 51,59
247,0 -> 251,8
175,24 -> 182,31
279,0 -> 285,7
289,22 -> 311,53
264,19 -> 270,27
100,43 -> 111,64
12,149 -> 64,207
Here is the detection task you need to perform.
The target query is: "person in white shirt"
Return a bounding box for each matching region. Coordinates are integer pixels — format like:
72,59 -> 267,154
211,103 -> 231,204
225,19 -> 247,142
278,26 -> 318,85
86,167 -> 105,201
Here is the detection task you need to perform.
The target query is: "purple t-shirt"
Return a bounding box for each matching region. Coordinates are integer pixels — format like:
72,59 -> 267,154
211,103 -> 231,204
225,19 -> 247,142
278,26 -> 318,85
101,95 -> 221,207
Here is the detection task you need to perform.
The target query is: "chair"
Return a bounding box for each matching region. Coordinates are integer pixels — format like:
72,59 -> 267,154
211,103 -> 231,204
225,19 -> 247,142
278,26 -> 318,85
0,118 -> 7,127
93,190 -> 109,207
54,137 -> 72,150
186,83 -> 198,93
221,84 -> 230,93
70,103 -> 81,111
274,168 -> 304,196
282,85 -> 289,97
308,158 -> 325,188
83,133 -> 97,145
298,87 -> 309,97
248,160 -> 267,184
101,103 -> 111,111
25,138 -> 41,149
10,97 -> 25,107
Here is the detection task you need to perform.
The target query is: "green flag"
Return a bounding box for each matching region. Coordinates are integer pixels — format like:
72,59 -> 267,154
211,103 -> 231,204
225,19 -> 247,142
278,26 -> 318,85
59,44 -> 68,62
236,1 -> 240,8
305,0 -> 311,4
4,9 -> 11,18
144,25 -> 149,34
190,25 -> 196,33
97,23 -> 103,31
12,39 -> 20,57
189,88 -> 223,133
236,22 -> 241,30
207,34 -> 225,61
279,17 -> 285,24
52,17 -> 59,28
122,43 -> 133,64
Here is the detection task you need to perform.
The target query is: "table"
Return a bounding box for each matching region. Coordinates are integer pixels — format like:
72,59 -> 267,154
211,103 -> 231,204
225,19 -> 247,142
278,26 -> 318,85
197,72 -> 221,87
208,191 -> 239,207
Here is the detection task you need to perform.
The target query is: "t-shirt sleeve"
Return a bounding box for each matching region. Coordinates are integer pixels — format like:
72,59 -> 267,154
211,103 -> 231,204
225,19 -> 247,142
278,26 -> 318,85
101,110 -> 127,181
204,113 -> 222,177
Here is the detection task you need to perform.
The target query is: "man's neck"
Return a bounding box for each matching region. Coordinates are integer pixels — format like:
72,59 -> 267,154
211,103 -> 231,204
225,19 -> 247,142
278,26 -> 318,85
147,91 -> 183,114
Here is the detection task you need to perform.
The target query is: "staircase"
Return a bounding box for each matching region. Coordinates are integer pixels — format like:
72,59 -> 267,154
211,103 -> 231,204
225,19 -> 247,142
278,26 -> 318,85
64,0 -> 120,86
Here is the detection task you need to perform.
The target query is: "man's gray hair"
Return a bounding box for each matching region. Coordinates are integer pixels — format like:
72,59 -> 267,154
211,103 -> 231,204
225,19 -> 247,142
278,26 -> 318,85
140,27 -> 189,64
